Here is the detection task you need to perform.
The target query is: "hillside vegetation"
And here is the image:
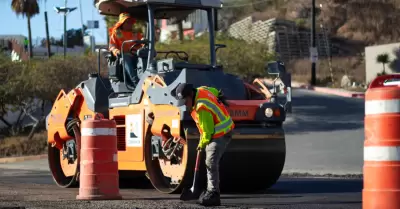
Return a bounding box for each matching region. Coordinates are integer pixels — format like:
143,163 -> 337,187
220,0 -> 400,85
222,0 -> 400,45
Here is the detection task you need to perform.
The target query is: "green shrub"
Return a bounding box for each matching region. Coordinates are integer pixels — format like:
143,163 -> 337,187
156,33 -> 277,81
1,54 -> 106,103
0,54 -> 106,134
28,55 -> 108,101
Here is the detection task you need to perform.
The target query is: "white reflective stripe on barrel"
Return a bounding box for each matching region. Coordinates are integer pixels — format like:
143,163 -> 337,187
364,146 -> 400,161
365,99 -> 400,115
81,128 -> 116,136
383,80 -> 400,86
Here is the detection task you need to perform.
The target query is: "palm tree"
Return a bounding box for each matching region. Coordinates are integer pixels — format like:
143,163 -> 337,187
376,53 -> 390,74
11,0 -> 40,59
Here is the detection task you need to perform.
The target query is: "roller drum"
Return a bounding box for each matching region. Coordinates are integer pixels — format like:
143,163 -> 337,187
145,124 -> 286,194
220,136 -> 286,192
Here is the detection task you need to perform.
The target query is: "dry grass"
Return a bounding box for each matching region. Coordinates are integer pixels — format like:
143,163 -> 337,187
248,0 -> 400,44
286,56 -> 365,87
0,132 -> 47,158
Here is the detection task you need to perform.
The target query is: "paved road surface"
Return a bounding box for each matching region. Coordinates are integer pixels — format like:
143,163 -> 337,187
0,88 -> 365,176
0,88 -> 365,208
283,89 -> 364,176
0,168 -> 361,209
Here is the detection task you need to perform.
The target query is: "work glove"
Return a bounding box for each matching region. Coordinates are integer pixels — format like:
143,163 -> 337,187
146,112 -> 154,125
197,138 -> 211,150
115,50 -> 121,57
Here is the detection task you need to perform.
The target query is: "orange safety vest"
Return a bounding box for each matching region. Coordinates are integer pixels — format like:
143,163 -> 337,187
109,29 -> 143,56
190,88 -> 235,139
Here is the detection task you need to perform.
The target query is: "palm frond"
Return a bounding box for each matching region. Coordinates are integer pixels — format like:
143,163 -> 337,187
11,0 -> 40,18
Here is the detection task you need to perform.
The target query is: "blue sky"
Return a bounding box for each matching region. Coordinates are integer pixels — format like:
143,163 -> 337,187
0,0 -> 108,45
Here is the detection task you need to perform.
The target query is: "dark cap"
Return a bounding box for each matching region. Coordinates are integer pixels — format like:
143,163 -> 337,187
174,83 -> 194,100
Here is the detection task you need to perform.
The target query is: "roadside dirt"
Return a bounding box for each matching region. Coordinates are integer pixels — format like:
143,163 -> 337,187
0,132 -> 47,158
0,168 -> 247,209
0,180 -> 242,209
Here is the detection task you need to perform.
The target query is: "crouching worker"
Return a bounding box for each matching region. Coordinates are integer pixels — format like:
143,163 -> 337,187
174,83 -> 234,206
109,12 -> 143,88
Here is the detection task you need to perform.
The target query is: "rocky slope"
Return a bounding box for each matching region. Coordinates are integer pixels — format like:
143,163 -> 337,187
225,0 -> 400,45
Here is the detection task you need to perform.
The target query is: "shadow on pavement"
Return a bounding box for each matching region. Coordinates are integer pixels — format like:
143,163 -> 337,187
283,89 -> 365,134
221,177 -> 362,199
218,178 -> 362,208
0,169 -> 154,190
268,178 -> 363,194
222,200 -> 362,208
119,176 -> 154,189
0,169 -> 54,185
258,200 -> 362,205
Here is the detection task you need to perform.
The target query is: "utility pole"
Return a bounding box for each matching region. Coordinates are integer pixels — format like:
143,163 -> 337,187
178,21 -> 184,43
44,0 -> 51,58
310,0 -> 317,85
79,0 -> 85,47
63,0 -> 67,59
319,4 -> 333,84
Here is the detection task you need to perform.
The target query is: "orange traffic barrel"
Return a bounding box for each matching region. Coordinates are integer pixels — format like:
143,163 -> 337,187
76,114 -> 122,200
363,74 -> 400,209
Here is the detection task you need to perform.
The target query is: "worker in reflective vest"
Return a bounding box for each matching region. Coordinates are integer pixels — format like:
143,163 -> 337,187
174,83 -> 234,207
109,12 -> 143,88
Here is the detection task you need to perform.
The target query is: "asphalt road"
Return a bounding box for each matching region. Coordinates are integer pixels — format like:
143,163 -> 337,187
0,88 -> 365,176
282,89 -> 364,176
0,168 -> 362,209
0,88 -> 365,208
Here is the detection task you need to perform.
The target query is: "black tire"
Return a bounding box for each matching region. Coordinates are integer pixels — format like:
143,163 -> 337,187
48,121 -> 80,188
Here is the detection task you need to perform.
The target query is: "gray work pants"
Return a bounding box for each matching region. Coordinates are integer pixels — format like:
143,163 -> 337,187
122,54 -> 140,87
205,132 -> 232,193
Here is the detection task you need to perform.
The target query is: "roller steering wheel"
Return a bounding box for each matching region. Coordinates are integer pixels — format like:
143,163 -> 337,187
129,39 -> 149,55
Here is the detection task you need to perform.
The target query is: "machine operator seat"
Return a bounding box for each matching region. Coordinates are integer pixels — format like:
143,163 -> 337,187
106,52 -> 125,82
136,47 -> 159,73
106,45 -> 157,86
106,48 -> 145,83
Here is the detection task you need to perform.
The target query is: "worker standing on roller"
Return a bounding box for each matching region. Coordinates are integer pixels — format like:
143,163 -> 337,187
174,83 -> 234,206
109,12 -> 143,88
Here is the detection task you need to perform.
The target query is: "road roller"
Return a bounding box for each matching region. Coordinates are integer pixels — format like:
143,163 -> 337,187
45,0 -> 292,193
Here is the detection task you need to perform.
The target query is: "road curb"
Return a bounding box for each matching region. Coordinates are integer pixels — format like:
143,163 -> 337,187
263,79 -> 365,98
0,154 -> 48,164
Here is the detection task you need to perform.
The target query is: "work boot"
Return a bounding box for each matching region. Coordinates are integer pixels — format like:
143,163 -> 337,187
196,190 -> 221,206
198,190 -> 207,201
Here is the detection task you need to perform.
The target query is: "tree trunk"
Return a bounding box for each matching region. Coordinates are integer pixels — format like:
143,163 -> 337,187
178,21 -> 184,43
383,63 -> 386,73
27,15 -> 33,58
